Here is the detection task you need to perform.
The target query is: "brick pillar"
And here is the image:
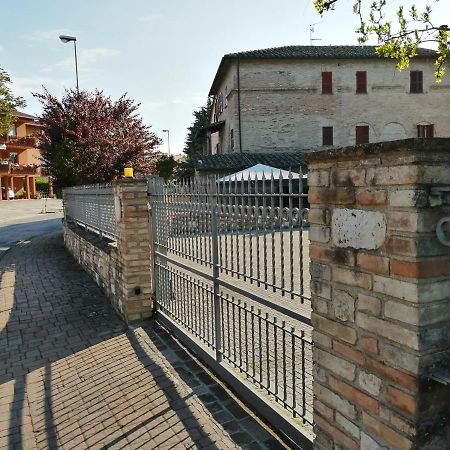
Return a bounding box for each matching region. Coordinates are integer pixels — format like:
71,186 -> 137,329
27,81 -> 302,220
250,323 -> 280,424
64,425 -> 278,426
306,139 -> 450,450
114,178 -> 153,322
48,176 -> 54,198
25,176 -> 31,199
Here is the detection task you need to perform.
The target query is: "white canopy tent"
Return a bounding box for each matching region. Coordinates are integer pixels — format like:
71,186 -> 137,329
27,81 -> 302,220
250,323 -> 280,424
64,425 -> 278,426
218,164 -> 306,182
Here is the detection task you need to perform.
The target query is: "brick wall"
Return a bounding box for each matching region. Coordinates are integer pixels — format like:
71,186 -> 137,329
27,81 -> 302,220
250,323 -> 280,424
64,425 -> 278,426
307,138 -> 450,449
212,59 -> 450,154
64,179 -> 154,323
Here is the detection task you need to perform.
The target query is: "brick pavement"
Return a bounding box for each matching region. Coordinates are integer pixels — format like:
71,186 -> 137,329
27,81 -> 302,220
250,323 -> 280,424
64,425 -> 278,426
0,231 -> 288,449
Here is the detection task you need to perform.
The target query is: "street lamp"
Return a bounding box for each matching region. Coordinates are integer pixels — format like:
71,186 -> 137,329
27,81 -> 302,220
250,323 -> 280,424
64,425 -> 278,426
59,35 -> 79,91
162,129 -> 170,156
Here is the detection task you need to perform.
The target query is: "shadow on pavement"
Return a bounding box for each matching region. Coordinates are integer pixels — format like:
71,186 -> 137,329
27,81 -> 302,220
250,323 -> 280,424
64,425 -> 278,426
0,231 -> 285,449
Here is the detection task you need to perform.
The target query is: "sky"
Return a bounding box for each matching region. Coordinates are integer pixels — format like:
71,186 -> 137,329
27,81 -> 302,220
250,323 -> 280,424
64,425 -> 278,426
1,0 -> 449,155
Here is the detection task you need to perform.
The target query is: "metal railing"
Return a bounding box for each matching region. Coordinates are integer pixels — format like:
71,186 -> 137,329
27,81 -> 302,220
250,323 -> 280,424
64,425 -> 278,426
64,183 -> 117,240
0,136 -> 38,147
0,162 -> 40,175
149,169 -> 313,447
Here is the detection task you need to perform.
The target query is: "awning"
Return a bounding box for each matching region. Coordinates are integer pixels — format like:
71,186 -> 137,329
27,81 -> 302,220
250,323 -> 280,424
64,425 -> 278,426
218,164 -> 306,182
199,121 -> 225,135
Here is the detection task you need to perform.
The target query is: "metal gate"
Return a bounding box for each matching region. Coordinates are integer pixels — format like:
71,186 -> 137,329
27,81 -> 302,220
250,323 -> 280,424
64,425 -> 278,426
148,170 -> 313,449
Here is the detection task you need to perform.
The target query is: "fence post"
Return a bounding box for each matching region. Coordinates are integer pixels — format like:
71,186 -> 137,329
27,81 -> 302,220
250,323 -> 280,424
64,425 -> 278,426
113,178 -> 154,322
209,177 -> 223,362
306,139 -> 450,449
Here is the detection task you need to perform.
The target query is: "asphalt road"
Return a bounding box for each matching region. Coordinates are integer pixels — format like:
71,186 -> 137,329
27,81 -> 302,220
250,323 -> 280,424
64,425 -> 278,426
0,199 -> 63,257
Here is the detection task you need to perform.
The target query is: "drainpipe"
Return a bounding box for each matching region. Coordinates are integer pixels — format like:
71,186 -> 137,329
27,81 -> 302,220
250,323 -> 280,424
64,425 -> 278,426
237,57 -> 243,153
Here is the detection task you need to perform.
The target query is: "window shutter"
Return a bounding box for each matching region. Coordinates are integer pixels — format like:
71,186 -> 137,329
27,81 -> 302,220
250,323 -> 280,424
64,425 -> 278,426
322,72 -> 332,94
356,126 -> 369,144
410,71 -> 423,93
356,71 -> 367,93
322,127 -> 333,145
417,124 -> 434,138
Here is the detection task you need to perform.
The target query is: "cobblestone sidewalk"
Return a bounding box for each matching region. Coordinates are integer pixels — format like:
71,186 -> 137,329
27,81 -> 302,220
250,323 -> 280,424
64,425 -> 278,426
0,231 -> 287,449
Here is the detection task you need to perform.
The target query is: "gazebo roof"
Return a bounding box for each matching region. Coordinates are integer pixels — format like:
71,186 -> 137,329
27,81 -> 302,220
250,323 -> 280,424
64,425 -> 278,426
218,164 -> 305,182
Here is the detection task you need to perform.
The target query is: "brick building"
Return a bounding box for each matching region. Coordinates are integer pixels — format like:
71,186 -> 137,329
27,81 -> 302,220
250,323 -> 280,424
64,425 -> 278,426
206,45 -> 448,155
0,111 -> 43,200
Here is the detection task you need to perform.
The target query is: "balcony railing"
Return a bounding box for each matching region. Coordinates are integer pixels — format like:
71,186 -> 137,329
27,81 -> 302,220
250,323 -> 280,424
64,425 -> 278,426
0,162 -> 40,175
0,136 -> 38,148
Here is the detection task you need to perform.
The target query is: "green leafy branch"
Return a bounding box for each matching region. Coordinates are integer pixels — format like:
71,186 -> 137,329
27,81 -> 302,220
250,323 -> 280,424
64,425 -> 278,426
314,0 -> 449,81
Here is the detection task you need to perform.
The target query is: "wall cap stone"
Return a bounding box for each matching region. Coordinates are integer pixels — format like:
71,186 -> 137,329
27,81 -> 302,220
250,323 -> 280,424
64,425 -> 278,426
304,138 -> 450,163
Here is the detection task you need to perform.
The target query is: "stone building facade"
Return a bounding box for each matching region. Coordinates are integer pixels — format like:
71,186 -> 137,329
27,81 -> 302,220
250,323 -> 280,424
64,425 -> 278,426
207,46 -> 449,155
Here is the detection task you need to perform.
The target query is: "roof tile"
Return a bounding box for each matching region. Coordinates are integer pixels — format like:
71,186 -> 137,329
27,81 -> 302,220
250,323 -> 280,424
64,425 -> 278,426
224,45 -> 436,60
194,152 -> 306,172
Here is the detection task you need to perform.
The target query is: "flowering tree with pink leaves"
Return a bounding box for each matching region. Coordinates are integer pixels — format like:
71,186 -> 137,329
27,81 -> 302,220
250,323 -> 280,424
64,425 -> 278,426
35,89 -> 161,188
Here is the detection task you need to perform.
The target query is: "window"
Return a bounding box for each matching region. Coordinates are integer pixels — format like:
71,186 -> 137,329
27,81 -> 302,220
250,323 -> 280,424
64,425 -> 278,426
7,126 -> 16,137
213,93 -> 224,122
356,125 -> 369,144
218,93 -> 224,113
322,72 -> 332,94
356,71 -> 367,93
322,127 -> 333,146
417,124 -> 434,138
410,71 -> 423,93
230,129 -> 234,151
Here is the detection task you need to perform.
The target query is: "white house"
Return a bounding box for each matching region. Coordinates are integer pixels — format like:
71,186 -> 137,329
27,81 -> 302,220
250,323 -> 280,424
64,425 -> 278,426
206,45 -> 449,155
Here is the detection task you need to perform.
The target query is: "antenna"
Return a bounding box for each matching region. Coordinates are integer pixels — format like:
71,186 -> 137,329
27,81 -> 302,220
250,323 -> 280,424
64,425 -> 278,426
310,22 -> 323,45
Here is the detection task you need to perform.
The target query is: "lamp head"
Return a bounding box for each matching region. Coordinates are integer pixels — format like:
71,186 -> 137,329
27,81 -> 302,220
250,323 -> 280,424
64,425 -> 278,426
59,35 -> 77,43
162,129 -> 169,133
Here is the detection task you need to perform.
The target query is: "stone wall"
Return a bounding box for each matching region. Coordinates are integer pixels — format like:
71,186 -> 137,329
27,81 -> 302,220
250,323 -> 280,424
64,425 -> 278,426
63,179 -> 153,323
307,138 -> 450,449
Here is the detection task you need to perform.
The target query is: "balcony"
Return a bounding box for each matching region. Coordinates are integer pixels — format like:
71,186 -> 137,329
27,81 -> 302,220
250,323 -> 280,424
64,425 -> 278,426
0,135 -> 38,148
0,162 -> 40,175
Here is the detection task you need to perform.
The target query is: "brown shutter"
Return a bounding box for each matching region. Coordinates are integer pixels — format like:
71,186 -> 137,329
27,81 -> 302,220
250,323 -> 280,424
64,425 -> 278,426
410,71 -> 423,93
418,124 -> 434,138
322,72 -> 332,94
322,127 -> 333,145
356,71 -> 367,93
356,126 -> 369,144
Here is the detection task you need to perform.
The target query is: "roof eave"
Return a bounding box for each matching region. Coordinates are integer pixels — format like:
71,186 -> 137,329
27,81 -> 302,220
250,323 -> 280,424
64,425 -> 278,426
209,56 -> 234,96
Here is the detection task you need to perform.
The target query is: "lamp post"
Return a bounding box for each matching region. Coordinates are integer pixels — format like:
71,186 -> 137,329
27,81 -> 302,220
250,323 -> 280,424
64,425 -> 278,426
59,35 -> 79,91
162,129 -> 170,156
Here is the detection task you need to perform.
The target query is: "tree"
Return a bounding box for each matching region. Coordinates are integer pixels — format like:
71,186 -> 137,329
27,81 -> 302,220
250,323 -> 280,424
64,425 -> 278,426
35,89 -> 161,188
0,68 -> 26,136
313,1 -> 449,80
151,154 -> 177,181
183,98 -> 212,159
176,99 -> 212,179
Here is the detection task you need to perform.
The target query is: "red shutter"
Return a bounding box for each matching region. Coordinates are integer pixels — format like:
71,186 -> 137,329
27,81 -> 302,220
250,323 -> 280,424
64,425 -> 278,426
356,71 -> 367,93
410,71 -> 423,93
322,72 -> 332,94
322,127 -> 333,145
356,126 -> 369,144
418,124 -> 434,138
